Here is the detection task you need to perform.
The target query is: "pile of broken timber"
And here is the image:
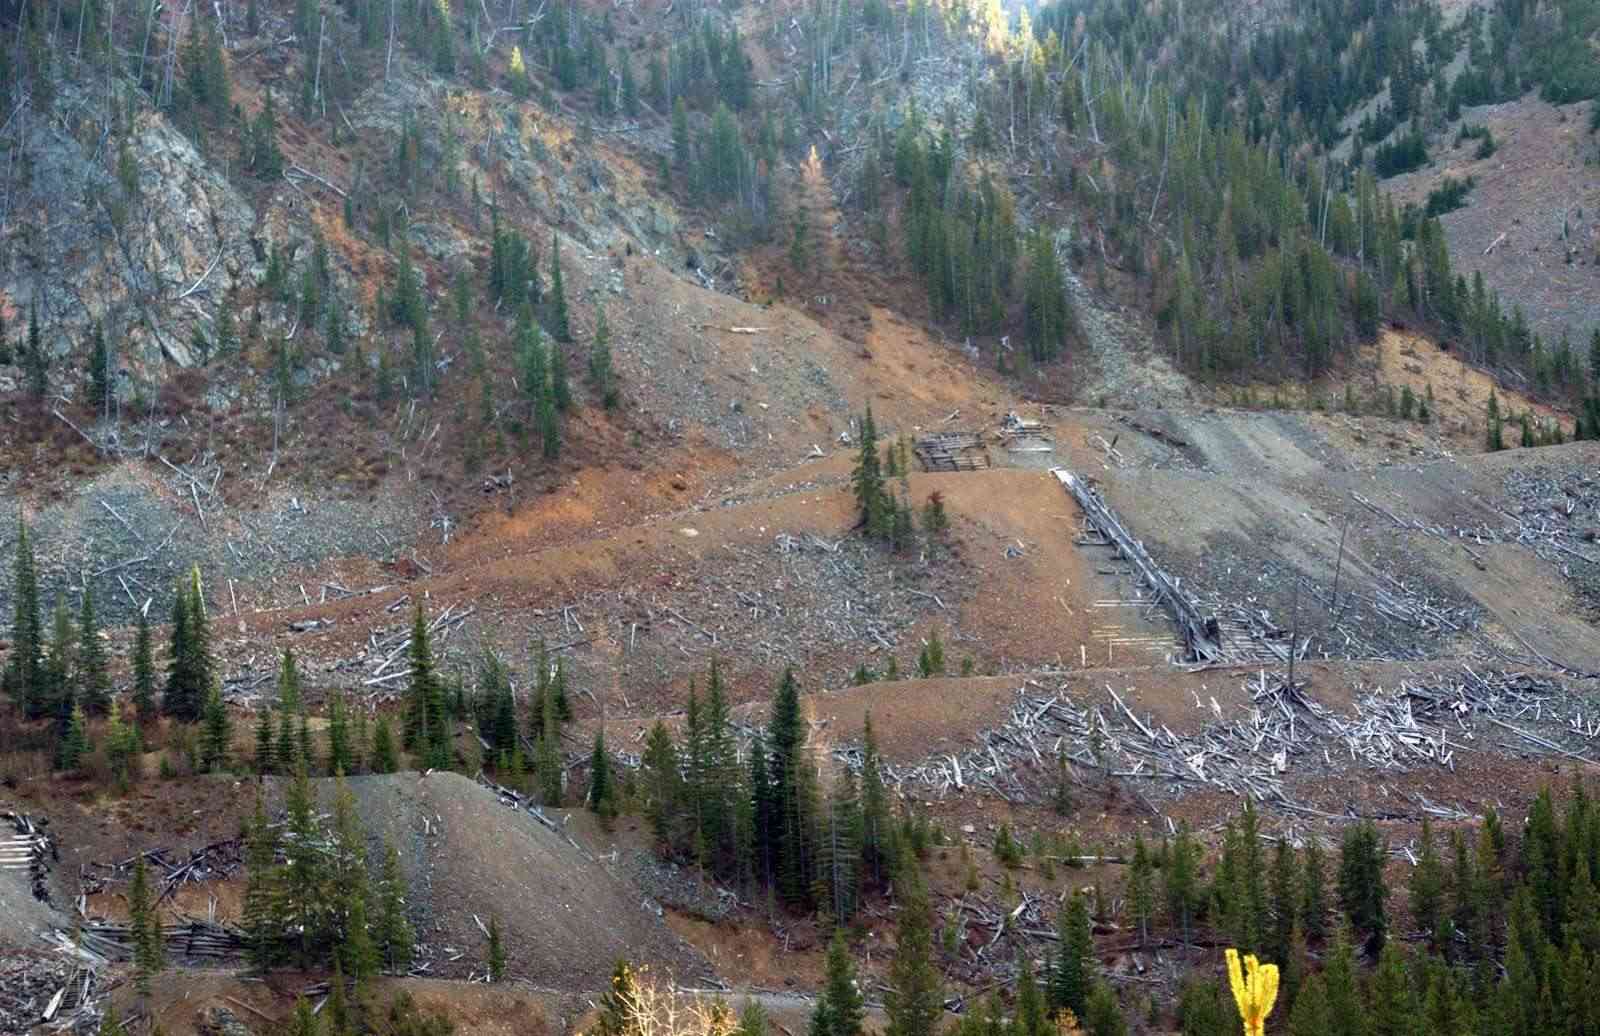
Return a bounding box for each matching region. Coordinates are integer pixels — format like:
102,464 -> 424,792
2,811 -> 55,903
914,432 -> 991,472
81,837 -> 244,902
361,601 -> 476,694
999,412 -> 1055,453
862,667 -> 1587,815
1053,467 -> 1224,663
57,920 -> 247,963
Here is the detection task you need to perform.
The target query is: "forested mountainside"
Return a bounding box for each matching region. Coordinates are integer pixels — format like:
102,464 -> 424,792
1,0 -> 1599,430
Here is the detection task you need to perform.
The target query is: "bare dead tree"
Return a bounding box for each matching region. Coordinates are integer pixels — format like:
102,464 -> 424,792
385,0 -> 396,84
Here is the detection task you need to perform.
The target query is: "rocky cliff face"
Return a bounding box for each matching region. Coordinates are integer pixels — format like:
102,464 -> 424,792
0,59 -> 700,402
1,93 -> 261,383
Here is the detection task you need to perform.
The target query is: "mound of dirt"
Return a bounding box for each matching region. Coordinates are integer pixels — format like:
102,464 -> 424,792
341,772 -> 708,988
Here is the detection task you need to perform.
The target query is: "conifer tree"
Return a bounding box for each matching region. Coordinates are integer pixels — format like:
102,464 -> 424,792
547,234 -> 571,342
327,777 -> 370,967
1288,971 -> 1329,1036
551,334 -> 572,412
1051,890 -> 1094,1018
672,97 -> 691,170
859,712 -> 892,886
884,870 -> 943,1036
1338,821 -> 1388,950
1322,925 -> 1363,1036
105,700 -> 142,787
376,839 -> 415,973
1016,954 -> 1047,1036
740,1000 -> 770,1036
131,609 -> 156,721
812,930 -> 865,1036
589,300 -> 616,407
243,791 -> 281,970
129,856 -> 165,996
1162,821 -> 1199,945
1302,840 -> 1328,941
342,888 -> 378,984
1128,835 -> 1154,945
43,597 -> 74,726
275,646 -> 301,711
539,378 -> 561,459
5,520 -> 43,718
281,761 -> 329,964
372,716 -> 399,773
821,768 -> 862,923
402,602 -> 437,751
77,589 -> 110,715
536,687 -> 563,805
252,89 -> 284,178
917,629 -> 945,677
23,300 -> 47,399
594,961 -> 641,1036
487,914 -> 506,981
201,682 -> 231,772
1367,941 -> 1417,1036
58,700 -> 90,771
766,667 -> 811,904
698,662 -> 739,867
325,963 -> 352,1035
278,707 -> 298,772
1269,837 -> 1298,966
100,1006 -> 127,1036
289,997 -> 321,1036
850,406 -> 887,539
326,689 -> 353,775
88,322 -> 111,415
587,730 -> 616,819
641,720 -> 683,848
1410,817 -> 1445,946
164,568 -> 211,722
1231,801 -> 1267,954
254,707 -> 275,776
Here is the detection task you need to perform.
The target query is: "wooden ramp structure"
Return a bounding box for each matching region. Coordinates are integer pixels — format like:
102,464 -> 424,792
1052,467 -> 1226,663
914,432 -> 991,471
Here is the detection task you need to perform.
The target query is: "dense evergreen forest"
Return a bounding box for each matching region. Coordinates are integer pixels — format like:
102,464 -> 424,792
821,0 -> 1600,412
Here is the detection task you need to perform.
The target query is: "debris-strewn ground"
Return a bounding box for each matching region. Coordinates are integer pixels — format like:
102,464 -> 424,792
0,951 -> 75,1033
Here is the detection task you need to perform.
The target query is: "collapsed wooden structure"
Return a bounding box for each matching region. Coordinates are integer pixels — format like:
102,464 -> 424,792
2,811 -> 55,904
913,431 -> 991,471
51,920 -> 248,964
1052,467 -> 1225,663
999,412 -> 1055,453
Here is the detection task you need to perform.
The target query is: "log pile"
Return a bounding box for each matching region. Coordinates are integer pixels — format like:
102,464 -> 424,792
1,811 -> 56,903
914,432 -> 991,472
